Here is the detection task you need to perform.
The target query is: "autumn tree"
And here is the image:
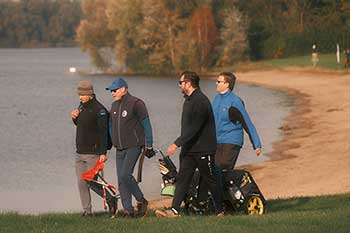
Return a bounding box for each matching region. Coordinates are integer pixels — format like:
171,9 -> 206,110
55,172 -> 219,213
76,0 -> 116,71
189,4 -> 217,72
217,5 -> 248,66
136,0 -> 188,73
105,0 -> 143,73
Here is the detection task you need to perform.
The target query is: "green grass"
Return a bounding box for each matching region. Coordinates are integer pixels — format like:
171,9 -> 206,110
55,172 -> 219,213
264,53 -> 346,70
229,53 -> 350,73
1,193 -> 350,233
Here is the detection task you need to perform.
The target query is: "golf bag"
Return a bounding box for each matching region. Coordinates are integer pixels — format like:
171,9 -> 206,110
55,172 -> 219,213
81,160 -> 120,217
158,151 -> 266,215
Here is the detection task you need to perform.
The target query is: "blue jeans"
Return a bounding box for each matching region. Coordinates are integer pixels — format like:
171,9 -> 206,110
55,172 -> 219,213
116,147 -> 144,214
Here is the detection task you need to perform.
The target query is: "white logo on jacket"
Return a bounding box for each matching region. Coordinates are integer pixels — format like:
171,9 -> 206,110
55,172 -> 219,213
122,110 -> 128,117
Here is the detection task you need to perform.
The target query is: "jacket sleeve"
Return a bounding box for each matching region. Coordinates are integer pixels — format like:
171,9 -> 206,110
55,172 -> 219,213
228,103 -> 262,149
174,101 -> 208,147
141,117 -> 153,147
134,100 -> 153,147
72,104 -> 83,125
96,109 -> 109,155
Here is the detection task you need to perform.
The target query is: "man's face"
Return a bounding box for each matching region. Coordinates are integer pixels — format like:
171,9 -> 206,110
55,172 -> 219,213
178,75 -> 188,95
79,95 -> 92,103
111,87 -> 126,101
216,75 -> 229,93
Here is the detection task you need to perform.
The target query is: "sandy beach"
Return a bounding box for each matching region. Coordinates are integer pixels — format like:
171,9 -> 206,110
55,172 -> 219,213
150,70 -> 350,209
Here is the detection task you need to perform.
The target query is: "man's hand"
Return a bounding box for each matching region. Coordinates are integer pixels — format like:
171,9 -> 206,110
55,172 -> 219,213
71,109 -> 80,119
99,154 -> 108,163
144,147 -> 156,158
255,148 -> 262,156
167,143 -> 178,156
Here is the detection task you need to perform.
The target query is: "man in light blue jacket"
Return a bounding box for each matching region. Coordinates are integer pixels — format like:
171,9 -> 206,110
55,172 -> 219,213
194,72 -> 262,208
212,72 -> 262,170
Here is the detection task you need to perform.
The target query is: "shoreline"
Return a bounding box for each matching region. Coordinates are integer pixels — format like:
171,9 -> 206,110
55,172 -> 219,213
235,70 -> 350,199
150,70 -> 350,208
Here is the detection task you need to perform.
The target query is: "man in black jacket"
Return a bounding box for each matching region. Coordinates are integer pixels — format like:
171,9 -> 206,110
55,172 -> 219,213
155,71 -> 224,217
71,80 -> 112,217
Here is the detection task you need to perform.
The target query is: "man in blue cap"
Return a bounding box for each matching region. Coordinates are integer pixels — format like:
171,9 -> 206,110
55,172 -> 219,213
106,78 -> 155,217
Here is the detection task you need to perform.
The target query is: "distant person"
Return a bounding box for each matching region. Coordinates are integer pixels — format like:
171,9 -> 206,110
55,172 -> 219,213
155,71 -> 224,218
344,49 -> 350,68
106,78 -> 155,218
71,80 -> 111,217
311,44 -> 319,67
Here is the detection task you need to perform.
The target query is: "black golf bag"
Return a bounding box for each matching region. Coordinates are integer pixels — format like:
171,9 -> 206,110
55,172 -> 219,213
158,151 -> 266,215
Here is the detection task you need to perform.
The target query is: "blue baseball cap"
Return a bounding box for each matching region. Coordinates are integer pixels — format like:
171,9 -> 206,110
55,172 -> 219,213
106,78 -> 128,91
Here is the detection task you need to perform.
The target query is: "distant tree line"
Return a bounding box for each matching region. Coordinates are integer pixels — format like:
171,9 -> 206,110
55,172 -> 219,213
0,0 -> 82,47
1,0 -> 350,73
76,0 -> 350,73
76,0 -> 250,73
240,0 -> 350,60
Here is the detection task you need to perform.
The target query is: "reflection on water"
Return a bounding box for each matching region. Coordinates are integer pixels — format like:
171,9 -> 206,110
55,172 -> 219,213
0,48 -> 292,214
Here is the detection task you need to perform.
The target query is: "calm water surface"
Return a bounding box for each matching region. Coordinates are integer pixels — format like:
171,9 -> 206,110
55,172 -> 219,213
0,48 -> 292,214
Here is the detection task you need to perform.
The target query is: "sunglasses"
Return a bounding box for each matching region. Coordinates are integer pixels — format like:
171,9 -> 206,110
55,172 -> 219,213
178,80 -> 186,85
216,80 -> 225,84
110,89 -> 117,93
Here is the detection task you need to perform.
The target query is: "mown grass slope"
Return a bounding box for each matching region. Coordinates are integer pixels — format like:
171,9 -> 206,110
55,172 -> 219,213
1,193 -> 349,233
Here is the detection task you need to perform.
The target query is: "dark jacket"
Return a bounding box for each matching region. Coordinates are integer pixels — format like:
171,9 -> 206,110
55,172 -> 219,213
73,97 -> 109,155
175,88 -> 216,155
110,92 -> 149,150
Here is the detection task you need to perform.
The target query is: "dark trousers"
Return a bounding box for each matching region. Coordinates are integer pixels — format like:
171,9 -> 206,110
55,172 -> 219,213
172,154 -> 223,213
197,144 -> 241,202
215,144 -> 241,171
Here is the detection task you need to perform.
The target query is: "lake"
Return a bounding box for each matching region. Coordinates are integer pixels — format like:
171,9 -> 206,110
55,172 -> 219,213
0,48 -> 292,214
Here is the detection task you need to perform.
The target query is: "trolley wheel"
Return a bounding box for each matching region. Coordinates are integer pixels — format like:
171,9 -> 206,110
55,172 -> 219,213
245,195 -> 265,215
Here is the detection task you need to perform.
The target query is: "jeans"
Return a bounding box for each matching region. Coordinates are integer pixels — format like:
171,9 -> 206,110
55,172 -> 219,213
115,147 -> 144,214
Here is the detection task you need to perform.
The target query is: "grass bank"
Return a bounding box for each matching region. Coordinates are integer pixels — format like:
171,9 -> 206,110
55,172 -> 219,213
1,193 -> 349,233
232,53 -> 350,74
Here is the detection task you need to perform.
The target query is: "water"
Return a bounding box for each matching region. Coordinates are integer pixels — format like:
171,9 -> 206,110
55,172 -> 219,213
0,48 -> 292,214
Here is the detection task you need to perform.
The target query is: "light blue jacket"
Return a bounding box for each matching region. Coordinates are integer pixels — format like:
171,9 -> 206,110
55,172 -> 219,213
212,91 -> 261,149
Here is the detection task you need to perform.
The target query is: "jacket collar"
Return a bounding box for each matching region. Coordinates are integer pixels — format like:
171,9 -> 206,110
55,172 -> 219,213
184,88 -> 200,100
120,92 -> 131,101
219,90 -> 232,98
81,97 -> 96,107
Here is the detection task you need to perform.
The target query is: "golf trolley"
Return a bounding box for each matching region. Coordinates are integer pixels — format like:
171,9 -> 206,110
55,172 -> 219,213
81,160 -> 120,218
158,150 -> 266,215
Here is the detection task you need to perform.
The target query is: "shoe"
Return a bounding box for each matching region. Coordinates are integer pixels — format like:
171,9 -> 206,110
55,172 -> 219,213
155,208 -> 179,218
123,211 -> 135,218
136,198 -> 148,217
81,211 -> 93,217
118,209 -> 135,218
190,200 -> 207,212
